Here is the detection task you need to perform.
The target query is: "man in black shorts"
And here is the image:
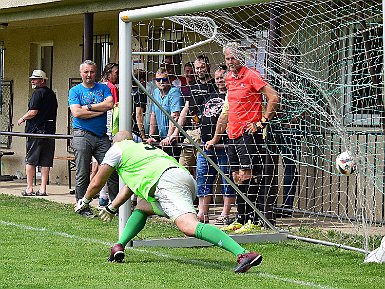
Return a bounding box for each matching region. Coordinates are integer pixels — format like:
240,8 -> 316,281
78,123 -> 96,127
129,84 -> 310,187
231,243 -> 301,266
18,70 -> 58,196
205,43 -> 279,232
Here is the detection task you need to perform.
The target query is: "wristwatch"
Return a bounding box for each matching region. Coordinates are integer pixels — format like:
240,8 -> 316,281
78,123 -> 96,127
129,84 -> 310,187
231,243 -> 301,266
260,116 -> 269,129
87,104 -> 92,111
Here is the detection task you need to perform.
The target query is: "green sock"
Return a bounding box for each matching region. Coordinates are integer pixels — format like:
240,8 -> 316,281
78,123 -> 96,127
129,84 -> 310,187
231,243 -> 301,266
194,223 -> 247,256
117,209 -> 148,247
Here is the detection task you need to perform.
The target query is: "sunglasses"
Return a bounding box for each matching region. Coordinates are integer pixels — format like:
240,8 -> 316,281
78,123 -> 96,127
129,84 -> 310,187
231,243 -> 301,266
155,77 -> 169,82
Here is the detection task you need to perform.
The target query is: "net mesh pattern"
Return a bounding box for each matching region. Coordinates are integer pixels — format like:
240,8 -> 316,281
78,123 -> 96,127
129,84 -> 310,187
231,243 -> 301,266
128,0 -> 384,252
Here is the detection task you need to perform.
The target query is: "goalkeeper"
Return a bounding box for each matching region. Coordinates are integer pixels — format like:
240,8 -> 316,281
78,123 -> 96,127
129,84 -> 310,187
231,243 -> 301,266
75,130 -> 262,273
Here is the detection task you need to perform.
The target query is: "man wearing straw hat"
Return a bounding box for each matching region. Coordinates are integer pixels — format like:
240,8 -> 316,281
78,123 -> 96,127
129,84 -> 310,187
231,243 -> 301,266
17,69 -> 58,197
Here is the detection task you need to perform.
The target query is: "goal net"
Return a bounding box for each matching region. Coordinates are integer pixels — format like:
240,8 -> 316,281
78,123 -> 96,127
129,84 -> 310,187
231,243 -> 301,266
123,0 -> 384,254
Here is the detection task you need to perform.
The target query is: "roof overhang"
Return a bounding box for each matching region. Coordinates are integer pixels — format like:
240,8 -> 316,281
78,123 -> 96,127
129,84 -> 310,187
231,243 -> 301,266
0,0 -> 180,28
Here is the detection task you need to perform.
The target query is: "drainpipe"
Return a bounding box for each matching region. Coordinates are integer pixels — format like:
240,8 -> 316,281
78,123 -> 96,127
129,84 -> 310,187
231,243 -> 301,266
83,13 -> 93,61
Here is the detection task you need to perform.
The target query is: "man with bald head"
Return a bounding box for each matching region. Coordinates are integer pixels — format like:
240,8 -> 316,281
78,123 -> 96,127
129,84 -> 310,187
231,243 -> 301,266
75,130 -> 263,273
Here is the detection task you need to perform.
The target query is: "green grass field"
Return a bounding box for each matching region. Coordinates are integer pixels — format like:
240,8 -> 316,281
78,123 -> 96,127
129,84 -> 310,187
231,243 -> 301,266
0,194 -> 383,289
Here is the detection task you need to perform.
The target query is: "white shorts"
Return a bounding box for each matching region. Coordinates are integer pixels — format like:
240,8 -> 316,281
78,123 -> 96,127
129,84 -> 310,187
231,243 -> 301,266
151,167 -> 197,221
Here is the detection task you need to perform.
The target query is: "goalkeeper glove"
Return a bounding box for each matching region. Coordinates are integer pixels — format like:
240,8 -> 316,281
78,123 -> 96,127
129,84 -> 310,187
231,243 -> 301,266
248,116 -> 269,133
99,204 -> 117,222
74,197 -> 91,213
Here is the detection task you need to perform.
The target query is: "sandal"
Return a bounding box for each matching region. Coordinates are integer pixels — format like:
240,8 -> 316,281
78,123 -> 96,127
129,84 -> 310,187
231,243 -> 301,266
36,190 -> 48,196
21,190 -> 35,196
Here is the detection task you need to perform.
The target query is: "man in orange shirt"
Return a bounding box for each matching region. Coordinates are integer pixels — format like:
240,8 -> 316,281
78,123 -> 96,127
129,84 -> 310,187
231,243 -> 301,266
206,42 -> 279,232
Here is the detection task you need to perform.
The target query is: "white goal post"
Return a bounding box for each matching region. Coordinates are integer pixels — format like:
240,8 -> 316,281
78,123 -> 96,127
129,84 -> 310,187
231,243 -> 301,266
117,0 -> 385,256
117,0 -> 271,238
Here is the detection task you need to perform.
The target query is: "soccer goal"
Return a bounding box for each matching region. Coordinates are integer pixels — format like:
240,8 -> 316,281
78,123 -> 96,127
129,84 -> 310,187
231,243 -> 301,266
119,0 -> 385,255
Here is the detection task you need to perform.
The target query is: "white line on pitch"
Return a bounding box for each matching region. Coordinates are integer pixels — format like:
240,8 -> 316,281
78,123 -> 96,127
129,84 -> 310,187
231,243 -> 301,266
258,272 -> 339,289
1,220 -> 340,289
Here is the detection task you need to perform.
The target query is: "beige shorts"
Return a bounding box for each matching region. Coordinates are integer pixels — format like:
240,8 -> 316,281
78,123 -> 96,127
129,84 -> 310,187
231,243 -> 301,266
151,168 -> 197,221
179,128 -> 201,168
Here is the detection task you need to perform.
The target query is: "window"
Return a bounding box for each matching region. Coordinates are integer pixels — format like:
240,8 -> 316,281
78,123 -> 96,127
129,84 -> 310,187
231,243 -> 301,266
162,25 -> 183,75
39,44 -> 53,88
93,34 -> 112,78
30,42 -> 53,88
341,23 -> 383,126
241,30 -> 268,77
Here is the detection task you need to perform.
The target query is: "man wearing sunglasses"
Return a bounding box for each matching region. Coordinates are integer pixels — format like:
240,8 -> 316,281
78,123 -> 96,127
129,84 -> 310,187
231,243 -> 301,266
146,67 -> 182,158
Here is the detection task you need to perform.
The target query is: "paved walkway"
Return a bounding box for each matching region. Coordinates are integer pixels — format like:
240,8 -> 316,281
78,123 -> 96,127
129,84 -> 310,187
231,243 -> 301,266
0,179 -> 98,206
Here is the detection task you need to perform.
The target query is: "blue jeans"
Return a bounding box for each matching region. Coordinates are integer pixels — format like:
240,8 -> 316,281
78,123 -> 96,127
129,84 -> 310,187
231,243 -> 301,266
196,145 -> 235,197
72,129 -> 118,201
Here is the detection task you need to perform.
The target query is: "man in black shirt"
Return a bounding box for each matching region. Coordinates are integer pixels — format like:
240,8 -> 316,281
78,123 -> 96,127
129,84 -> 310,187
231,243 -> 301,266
18,70 -> 58,196
196,66 -> 235,225
170,55 -> 216,176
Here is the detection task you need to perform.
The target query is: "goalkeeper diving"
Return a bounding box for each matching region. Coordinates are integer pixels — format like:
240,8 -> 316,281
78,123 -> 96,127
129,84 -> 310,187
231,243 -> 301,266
75,130 -> 262,273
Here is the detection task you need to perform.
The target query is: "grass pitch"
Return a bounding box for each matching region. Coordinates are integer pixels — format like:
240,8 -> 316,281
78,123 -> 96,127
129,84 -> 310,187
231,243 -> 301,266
0,194 -> 383,289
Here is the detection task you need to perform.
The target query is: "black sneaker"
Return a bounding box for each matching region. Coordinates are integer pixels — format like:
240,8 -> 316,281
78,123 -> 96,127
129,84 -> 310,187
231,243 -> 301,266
234,252 -> 263,273
108,243 -> 125,262
79,207 -> 96,218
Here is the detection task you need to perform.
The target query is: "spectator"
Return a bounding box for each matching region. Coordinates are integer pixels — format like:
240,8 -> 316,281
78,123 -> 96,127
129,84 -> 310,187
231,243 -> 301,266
132,69 -> 147,140
146,67 -> 182,158
143,72 -> 157,135
101,63 -> 119,104
169,61 -> 195,150
170,55 -> 216,175
100,63 -> 119,140
18,69 -> 58,197
109,68 -> 147,141
94,63 -> 119,208
196,66 -> 236,225
162,55 -> 187,89
68,60 -> 118,217
180,61 -> 195,96
75,130 -> 263,273
205,42 -> 279,233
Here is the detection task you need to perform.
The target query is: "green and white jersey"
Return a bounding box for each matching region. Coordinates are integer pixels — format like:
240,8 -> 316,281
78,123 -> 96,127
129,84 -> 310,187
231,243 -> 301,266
102,139 -> 184,202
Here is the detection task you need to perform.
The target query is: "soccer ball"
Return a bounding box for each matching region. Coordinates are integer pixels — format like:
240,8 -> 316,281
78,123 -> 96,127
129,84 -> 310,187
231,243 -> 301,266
336,151 -> 357,175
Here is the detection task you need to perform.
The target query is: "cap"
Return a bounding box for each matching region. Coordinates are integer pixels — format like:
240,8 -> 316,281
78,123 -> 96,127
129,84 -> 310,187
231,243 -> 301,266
29,70 -> 48,79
